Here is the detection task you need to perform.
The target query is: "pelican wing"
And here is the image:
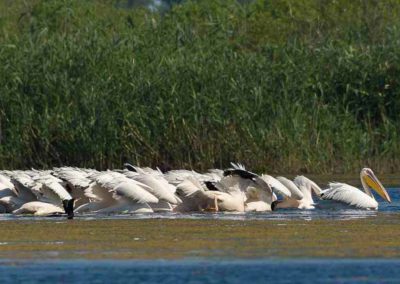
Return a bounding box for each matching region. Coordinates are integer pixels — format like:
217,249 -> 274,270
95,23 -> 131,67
175,177 -> 219,212
10,173 -> 39,201
205,169 -> 224,179
164,170 -> 194,185
125,164 -> 161,176
113,181 -> 159,204
260,175 -> 291,198
321,182 -> 378,209
230,162 -> 246,170
176,177 -> 204,197
85,183 -> 115,204
34,175 -> 72,202
294,176 -> 322,196
216,175 -> 252,194
133,174 -> 180,204
54,168 -> 91,189
123,171 -> 140,179
276,176 -> 304,200
0,174 -> 14,190
223,168 -> 273,203
92,172 -> 126,189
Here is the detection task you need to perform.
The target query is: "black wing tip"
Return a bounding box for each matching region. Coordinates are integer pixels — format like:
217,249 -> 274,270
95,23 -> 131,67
123,163 -> 137,172
204,181 -> 219,191
223,168 -> 258,180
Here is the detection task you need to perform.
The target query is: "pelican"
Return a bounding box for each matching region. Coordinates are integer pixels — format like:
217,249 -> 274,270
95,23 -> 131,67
123,169 -> 182,211
2,171 -> 75,218
13,201 -> 64,216
175,175 -> 246,212
223,167 -> 275,211
0,173 -> 16,200
77,171 -> 159,214
32,173 -> 75,219
225,163 -> 301,211
53,167 -> 92,207
319,168 -> 391,210
272,176 -> 321,210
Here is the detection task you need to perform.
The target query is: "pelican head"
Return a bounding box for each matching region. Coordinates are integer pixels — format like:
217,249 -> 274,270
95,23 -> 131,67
62,199 -> 75,219
361,168 -> 391,203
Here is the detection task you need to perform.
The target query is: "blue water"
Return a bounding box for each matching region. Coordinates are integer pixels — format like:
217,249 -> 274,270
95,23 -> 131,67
0,189 -> 399,283
0,259 -> 399,284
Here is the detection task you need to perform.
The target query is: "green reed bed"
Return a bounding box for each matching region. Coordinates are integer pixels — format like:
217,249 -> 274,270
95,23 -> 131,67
0,0 -> 400,173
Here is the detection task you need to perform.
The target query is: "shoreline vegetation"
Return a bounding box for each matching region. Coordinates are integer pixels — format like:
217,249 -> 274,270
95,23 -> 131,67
1,0 -> 400,174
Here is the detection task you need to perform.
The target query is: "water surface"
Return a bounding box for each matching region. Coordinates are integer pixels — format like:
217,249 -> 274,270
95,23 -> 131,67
0,188 -> 399,283
1,259 -> 400,284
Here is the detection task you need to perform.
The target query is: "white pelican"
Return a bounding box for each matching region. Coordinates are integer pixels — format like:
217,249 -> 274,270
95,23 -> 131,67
53,167 -> 92,207
32,173 -> 75,219
320,168 -> 391,210
13,201 -> 64,216
225,163 -> 299,211
2,171 -> 75,218
123,170 -> 182,211
272,176 -> 321,210
77,171 -> 158,213
223,167 -> 275,211
175,176 -> 246,212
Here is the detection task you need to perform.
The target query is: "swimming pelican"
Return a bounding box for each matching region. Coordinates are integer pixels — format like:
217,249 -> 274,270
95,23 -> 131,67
53,167 -> 92,207
123,170 -> 182,211
320,168 -> 391,210
272,176 -> 321,210
3,171 -> 75,218
32,173 -> 75,219
77,171 -> 159,213
13,201 -> 65,216
175,175 -> 246,212
223,167 -> 275,211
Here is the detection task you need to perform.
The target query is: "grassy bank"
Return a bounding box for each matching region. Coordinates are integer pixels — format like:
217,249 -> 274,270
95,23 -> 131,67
1,0 -> 400,173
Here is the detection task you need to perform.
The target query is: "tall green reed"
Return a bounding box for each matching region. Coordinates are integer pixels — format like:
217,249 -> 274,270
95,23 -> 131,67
0,0 -> 400,174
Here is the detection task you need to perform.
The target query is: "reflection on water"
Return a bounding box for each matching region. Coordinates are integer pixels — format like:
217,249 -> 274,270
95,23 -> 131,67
1,259 -> 400,284
0,189 -> 398,222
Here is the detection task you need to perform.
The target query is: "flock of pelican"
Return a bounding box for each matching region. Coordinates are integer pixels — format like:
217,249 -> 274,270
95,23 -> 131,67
0,163 -> 392,219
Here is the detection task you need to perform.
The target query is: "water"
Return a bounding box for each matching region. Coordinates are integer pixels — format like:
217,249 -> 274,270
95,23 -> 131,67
0,189 -> 399,283
1,259 -> 399,284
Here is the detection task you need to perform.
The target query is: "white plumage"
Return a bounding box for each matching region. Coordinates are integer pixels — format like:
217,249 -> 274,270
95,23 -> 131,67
319,168 -> 391,210
0,166 -> 391,217
321,182 -> 378,209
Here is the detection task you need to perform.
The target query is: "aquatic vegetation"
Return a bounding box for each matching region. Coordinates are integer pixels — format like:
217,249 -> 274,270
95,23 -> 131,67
0,216 -> 400,259
1,1 -> 400,173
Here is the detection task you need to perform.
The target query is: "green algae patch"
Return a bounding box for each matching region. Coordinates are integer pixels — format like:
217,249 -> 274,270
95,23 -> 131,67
0,215 -> 399,259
